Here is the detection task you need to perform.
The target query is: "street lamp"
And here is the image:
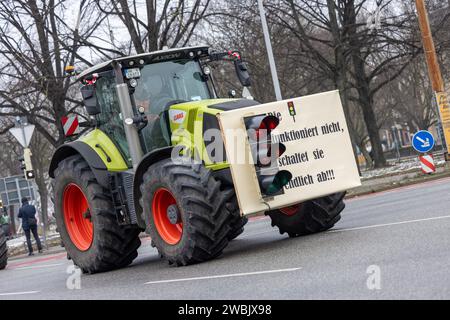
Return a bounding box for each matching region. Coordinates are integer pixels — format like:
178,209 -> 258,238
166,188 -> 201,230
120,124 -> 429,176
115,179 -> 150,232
257,0 -> 283,101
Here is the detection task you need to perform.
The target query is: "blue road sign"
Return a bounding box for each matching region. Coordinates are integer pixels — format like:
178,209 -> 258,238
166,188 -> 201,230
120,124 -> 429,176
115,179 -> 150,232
412,130 -> 435,153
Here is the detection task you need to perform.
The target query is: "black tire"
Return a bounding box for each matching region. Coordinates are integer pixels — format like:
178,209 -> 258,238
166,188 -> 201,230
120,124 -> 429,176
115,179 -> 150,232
227,207 -> 248,241
0,228 -> 7,270
267,192 -> 346,237
54,155 -> 141,274
140,159 -> 237,266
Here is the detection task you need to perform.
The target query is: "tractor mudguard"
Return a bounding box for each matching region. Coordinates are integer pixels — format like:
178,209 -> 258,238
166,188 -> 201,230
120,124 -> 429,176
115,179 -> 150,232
133,146 -> 174,221
49,141 -> 110,189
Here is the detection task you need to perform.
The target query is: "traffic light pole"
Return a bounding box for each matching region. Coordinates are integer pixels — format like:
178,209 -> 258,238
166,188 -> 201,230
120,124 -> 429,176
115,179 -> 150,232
258,0 -> 283,101
415,0 -> 450,160
8,117 -> 47,245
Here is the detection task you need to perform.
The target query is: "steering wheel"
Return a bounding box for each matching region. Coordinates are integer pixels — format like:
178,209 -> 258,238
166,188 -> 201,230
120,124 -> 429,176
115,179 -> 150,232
150,94 -> 175,114
164,99 -> 188,109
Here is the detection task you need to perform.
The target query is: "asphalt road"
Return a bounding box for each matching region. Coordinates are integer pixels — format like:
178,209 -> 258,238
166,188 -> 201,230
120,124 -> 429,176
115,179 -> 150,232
2,177 -> 450,300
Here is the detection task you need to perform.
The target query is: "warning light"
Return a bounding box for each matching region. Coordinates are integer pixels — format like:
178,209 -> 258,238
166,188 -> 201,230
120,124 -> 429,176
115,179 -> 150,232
65,65 -> 76,75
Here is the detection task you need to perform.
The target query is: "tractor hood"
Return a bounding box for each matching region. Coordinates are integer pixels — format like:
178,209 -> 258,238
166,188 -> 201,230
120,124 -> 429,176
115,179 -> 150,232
206,98 -> 260,111
169,98 -> 260,114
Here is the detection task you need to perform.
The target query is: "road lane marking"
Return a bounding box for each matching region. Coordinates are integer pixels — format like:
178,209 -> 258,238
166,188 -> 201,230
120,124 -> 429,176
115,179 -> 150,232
329,215 -> 450,233
242,215 -> 450,239
145,267 -> 301,285
13,263 -> 64,271
0,291 -> 40,296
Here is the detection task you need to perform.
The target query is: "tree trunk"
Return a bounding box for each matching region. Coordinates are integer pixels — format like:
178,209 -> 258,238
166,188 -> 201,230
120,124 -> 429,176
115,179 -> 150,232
355,80 -> 387,168
347,0 -> 386,168
31,154 -> 49,231
327,0 -> 361,174
146,0 -> 159,51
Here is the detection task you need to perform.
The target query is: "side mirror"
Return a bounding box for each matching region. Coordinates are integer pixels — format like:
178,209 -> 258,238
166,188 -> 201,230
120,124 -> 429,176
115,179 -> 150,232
234,60 -> 252,87
80,85 -> 100,115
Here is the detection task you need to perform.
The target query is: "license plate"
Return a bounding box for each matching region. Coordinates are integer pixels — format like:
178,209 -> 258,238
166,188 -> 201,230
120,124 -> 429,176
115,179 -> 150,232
124,68 -> 141,79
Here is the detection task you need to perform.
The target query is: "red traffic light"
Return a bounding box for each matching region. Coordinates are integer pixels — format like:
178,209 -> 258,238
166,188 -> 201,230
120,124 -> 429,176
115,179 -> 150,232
260,115 -> 279,131
245,115 -> 280,141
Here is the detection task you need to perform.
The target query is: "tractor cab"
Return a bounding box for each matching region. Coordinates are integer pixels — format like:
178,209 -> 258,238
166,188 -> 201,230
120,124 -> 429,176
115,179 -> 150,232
76,46 -> 253,168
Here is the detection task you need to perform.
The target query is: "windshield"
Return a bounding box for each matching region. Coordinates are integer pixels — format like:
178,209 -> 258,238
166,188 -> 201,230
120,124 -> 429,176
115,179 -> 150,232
133,59 -> 212,153
134,59 -> 212,115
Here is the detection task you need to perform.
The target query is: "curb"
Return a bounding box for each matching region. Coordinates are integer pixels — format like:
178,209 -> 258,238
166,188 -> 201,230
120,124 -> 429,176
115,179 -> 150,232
347,171 -> 450,199
7,236 -> 64,258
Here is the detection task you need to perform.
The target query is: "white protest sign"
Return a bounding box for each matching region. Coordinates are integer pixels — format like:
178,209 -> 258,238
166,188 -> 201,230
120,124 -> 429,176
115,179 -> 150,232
217,90 -> 361,216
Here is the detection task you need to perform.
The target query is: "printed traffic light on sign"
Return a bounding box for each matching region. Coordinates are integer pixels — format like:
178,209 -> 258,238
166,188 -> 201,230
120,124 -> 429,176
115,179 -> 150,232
287,101 -> 297,122
244,115 -> 292,198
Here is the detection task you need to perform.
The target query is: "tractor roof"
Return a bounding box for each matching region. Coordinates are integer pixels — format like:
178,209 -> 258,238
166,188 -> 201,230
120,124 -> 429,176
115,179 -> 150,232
77,45 -> 210,81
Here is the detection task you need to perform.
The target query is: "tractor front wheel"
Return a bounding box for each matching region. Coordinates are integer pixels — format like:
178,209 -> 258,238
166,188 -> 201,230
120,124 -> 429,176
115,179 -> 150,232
0,228 -> 7,270
267,192 -> 346,237
140,159 -> 237,266
54,155 -> 141,274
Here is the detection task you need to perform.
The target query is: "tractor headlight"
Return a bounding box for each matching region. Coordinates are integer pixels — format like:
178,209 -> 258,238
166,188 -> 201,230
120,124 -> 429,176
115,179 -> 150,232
129,79 -> 138,88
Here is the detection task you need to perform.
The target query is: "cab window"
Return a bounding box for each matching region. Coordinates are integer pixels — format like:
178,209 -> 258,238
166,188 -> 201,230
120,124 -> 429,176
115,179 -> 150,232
95,76 -> 132,165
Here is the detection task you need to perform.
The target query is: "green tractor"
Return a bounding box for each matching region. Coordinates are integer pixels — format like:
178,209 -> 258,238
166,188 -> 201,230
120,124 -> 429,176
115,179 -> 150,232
49,46 -> 345,274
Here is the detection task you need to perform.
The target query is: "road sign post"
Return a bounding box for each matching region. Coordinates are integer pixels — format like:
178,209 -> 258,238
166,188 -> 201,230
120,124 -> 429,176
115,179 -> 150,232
412,131 -> 435,154
8,124 -> 35,148
8,118 -> 36,180
412,131 -> 436,175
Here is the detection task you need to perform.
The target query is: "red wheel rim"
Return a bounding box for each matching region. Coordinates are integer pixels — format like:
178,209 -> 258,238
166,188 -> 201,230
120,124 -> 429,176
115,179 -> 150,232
63,184 -> 93,251
152,188 -> 183,245
280,204 -> 301,216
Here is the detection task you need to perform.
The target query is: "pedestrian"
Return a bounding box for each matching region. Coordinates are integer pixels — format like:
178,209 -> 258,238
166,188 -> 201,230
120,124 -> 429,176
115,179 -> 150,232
0,208 -> 11,239
18,197 -> 43,256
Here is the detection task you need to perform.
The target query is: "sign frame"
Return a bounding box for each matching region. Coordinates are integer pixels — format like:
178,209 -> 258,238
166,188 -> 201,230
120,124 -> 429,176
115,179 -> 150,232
217,90 -> 361,216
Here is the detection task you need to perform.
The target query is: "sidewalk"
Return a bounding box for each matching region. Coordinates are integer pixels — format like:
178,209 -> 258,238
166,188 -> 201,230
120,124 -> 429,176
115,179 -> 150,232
7,232 -> 64,258
348,159 -> 450,197
8,244 -> 66,262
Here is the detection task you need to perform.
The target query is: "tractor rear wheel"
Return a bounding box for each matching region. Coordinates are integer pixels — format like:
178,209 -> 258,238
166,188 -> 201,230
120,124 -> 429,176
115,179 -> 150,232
0,228 -> 7,270
140,159 -> 237,266
54,155 -> 141,274
227,203 -> 248,241
267,192 -> 346,237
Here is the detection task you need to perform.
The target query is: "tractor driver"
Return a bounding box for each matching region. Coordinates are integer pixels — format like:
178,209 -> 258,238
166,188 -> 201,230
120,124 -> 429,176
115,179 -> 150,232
136,74 -> 173,115
135,74 -> 172,151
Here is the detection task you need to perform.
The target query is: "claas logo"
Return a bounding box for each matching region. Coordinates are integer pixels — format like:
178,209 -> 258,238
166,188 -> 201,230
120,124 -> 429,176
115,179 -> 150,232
287,101 -> 297,122
244,115 -> 292,198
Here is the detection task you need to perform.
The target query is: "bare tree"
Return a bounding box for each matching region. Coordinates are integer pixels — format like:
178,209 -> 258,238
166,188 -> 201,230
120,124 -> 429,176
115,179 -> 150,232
92,0 -> 213,55
0,0 -> 102,147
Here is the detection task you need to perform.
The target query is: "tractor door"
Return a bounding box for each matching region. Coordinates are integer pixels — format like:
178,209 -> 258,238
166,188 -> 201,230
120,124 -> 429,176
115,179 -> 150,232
95,76 -> 132,166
